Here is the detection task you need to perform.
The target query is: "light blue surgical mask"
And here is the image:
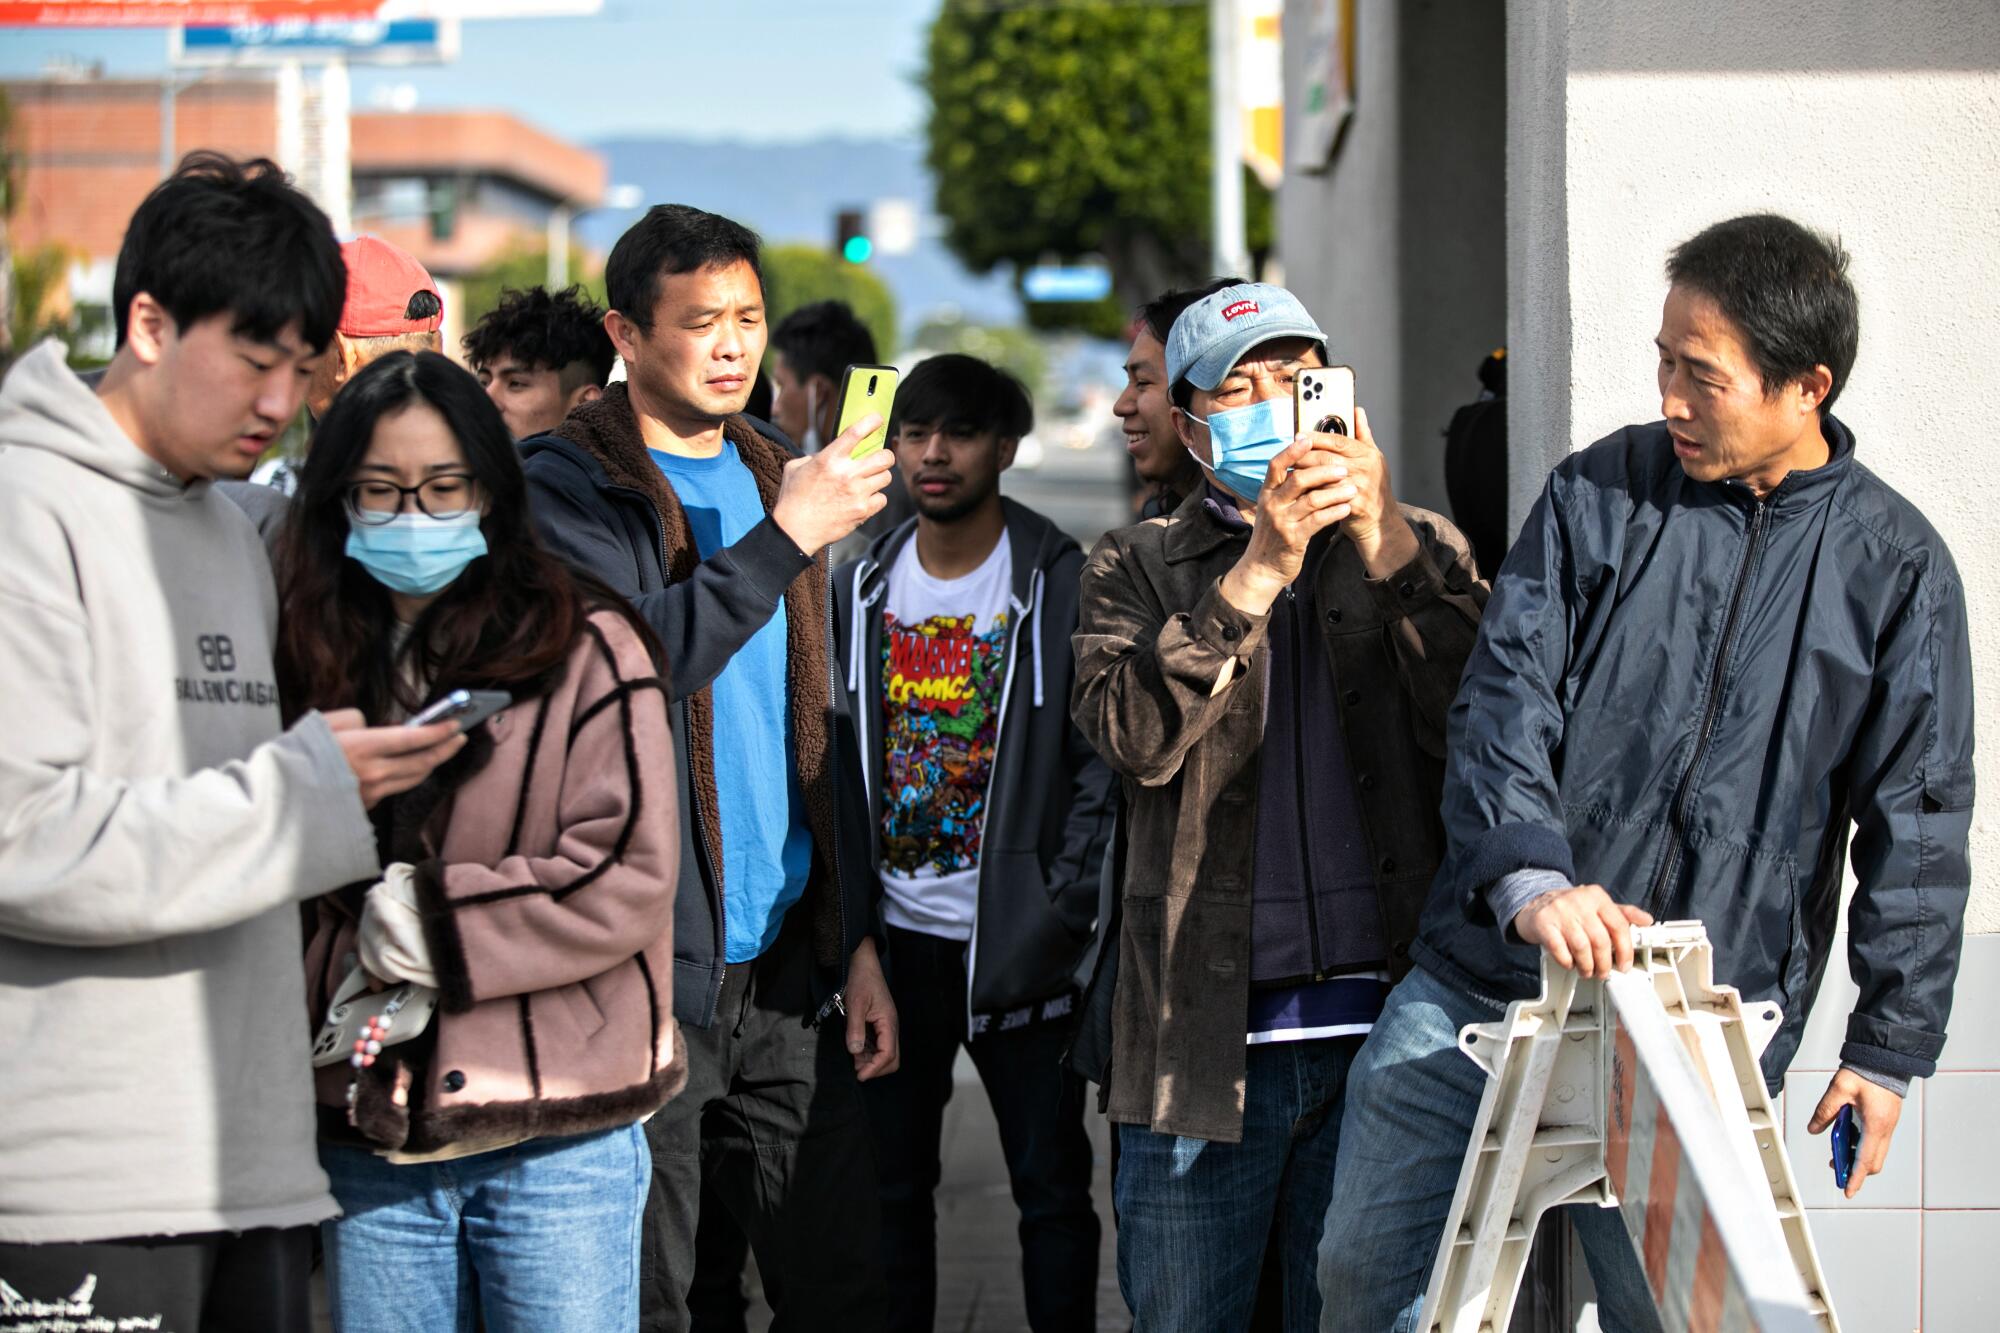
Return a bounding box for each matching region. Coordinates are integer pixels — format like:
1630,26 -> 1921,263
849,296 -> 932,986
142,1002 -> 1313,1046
344,510 -> 489,596
1182,395 -> 1297,501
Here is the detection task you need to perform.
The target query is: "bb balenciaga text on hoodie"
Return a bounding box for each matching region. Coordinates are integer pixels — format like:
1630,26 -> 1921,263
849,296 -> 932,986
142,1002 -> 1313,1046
0,341 -> 381,1243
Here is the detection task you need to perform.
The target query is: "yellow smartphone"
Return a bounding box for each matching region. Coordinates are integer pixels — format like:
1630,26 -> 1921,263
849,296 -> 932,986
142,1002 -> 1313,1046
833,363 -> 899,459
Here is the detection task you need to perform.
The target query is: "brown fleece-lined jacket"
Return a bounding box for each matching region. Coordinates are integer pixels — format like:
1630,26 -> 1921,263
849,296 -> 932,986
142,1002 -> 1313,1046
519,388 -> 879,1027
305,611 -> 684,1154
1072,494 -> 1485,1141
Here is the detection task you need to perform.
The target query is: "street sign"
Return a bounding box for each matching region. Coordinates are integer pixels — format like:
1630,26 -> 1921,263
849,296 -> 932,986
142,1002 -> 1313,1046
867,198 -> 918,258
0,1 -> 375,22
173,16 -> 457,64
1022,266 -> 1113,304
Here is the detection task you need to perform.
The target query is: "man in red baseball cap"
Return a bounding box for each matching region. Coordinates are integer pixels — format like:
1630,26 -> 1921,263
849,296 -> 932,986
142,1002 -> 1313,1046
303,235 -> 444,420
229,236 -> 443,531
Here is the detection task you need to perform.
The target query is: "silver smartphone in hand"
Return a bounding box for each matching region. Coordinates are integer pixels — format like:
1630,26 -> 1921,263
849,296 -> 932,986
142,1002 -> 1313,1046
407,688 -> 511,731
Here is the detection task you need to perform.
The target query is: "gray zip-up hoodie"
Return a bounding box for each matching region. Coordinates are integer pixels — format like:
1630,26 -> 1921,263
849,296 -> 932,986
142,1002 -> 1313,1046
0,341 -> 381,1244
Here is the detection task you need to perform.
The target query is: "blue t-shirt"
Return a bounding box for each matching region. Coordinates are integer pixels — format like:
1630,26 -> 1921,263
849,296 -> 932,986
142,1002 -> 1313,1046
651,442 -> 813,963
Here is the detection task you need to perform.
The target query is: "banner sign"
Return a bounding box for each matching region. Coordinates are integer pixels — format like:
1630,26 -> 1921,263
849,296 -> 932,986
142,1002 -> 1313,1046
173,16 -> 456,64
0,1 -> 376,23
1,1 -> 598,24
1297,0 -> 1356,173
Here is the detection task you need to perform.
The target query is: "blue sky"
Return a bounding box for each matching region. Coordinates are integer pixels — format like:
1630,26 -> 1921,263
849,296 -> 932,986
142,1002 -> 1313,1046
0,1 -> 943,144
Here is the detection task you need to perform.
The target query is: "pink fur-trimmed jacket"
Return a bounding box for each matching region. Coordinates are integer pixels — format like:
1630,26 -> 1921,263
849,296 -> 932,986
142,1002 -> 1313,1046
304,609 -> 684,1154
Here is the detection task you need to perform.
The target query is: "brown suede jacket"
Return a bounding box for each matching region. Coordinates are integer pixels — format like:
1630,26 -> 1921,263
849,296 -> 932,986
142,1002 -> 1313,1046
1071,492 -> 1486,1141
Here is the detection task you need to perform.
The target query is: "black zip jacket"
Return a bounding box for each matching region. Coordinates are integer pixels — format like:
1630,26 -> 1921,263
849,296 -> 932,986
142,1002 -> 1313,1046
1417,417 -> 1975,1087
833,500 -> 1115,1024
519,401 -> 878,1029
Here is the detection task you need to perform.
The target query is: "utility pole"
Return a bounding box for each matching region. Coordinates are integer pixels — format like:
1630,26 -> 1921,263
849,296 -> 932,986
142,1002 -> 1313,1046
1209,0 -> 1251,279
547,203 -> 572,289
159,75 -> 177,179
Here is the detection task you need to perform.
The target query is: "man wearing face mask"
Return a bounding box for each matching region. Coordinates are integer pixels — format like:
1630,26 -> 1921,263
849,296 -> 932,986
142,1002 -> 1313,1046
769,299 -> 914,564
1071,283 -> 1486,1331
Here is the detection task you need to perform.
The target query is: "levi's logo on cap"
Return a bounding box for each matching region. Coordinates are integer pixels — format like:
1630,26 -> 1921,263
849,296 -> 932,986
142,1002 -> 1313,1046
1221,300 -> 1261,321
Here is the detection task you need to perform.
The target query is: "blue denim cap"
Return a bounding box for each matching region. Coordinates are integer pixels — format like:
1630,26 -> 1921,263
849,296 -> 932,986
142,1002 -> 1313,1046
1164,282 -> 1328,393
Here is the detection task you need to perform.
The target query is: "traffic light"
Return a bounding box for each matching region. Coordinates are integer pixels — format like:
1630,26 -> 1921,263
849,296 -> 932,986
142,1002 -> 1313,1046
834,207 -> 872,264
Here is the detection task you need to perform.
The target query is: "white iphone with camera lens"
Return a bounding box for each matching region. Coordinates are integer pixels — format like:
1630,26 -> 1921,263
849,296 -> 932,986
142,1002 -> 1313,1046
1295,366 -> 1357,438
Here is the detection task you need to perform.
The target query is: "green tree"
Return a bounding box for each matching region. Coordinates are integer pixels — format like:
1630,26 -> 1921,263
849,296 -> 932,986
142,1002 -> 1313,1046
761,243 -> 898,359
0,88 -> 19,365
9,243 -> 70,354
456,244 -> 607,340
922,0 -> 1273,335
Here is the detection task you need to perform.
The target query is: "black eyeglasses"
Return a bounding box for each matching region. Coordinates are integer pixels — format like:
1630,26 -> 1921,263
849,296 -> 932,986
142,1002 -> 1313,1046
344,474 -> 480,526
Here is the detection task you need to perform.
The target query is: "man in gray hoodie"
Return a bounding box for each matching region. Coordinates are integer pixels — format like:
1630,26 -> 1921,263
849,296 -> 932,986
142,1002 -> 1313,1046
0,154 -> 465,1332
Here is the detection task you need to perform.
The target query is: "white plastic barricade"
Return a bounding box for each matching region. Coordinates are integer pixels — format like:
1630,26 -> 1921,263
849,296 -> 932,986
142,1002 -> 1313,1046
1420,922 -> 1836,1333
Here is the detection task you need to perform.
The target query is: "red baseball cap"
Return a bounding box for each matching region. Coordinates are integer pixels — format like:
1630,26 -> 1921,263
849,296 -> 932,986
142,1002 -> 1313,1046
339,236 -> 443,337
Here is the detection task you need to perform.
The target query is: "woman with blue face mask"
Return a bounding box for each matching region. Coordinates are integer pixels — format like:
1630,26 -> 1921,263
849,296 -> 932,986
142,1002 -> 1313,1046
273,351 -> 684,1333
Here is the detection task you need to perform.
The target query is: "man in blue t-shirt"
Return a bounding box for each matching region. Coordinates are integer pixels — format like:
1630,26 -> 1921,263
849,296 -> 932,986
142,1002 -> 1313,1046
520,203 -> 897,1333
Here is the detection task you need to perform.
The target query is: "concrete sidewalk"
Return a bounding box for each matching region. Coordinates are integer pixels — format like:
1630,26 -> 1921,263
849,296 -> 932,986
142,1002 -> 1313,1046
735,1049 -> 1126,1332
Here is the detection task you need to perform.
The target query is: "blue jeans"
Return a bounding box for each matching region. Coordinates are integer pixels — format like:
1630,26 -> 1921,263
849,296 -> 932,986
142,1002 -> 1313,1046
321,1123 -> 651,1333
1315,965 -> 1662,1332
1116,1035 -> 1362,1333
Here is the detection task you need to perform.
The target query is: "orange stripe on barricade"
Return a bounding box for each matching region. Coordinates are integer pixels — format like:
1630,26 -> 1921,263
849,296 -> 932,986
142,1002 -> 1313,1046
1607,1025 -> 1637,1193
1643,1108 -> 1682,1302
1690,1210 -> 1728,1333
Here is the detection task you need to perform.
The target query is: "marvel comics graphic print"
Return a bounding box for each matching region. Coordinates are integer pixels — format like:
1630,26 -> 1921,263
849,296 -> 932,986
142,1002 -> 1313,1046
880,607 -> 1010,874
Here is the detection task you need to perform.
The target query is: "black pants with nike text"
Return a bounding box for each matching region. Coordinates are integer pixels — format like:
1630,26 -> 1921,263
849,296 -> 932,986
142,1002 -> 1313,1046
865,925 -> 1100,1333
639,908 -> 888,1333
0,1227 -> 311,1333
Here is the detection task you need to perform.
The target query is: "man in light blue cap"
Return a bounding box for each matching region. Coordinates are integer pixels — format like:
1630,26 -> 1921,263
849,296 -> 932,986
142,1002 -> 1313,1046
1070,282 -> 1487,1330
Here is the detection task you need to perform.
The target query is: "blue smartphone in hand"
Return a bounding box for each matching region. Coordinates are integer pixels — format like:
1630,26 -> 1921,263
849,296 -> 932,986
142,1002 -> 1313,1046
1831,1105 -> 1862,1190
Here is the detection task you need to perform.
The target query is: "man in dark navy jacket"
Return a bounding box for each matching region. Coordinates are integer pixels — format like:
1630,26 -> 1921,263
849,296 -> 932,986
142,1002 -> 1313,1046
1318,215 -> 1974,1331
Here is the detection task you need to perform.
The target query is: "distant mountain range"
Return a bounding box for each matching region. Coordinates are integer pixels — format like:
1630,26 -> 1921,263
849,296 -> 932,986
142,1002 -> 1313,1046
579,136 -> 1023,333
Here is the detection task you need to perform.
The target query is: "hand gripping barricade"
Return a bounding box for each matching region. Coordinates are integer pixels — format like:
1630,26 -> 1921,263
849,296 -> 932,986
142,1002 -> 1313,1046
1421,922 -> 1837,1333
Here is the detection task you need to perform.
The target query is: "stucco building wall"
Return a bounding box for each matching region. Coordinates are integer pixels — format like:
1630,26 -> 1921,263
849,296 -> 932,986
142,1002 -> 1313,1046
1285,1 -> 2000,1324
1278,0 -> 1505,515
1507,0 -> 2000,930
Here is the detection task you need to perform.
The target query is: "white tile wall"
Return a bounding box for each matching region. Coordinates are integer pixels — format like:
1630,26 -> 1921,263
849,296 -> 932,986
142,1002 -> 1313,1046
1937,934 -> 2000,1072
1923,1073 -> 2000,1210
1791,932 -> 1999,1072
1921,1210 -> 2000,1330
1784,934 -> 1998,1330
1792,943 -> 1863,1071
1806,1210 -> 1922,1333
1783,1073 -> 1924,1210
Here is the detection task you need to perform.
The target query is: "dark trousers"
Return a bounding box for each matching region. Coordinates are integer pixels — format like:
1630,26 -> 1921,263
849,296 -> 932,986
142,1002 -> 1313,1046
0,1227 -> 310,1333
640,909 -> 887,1333
865,925 -> 1100,1333
685,1178 -> 751,1332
